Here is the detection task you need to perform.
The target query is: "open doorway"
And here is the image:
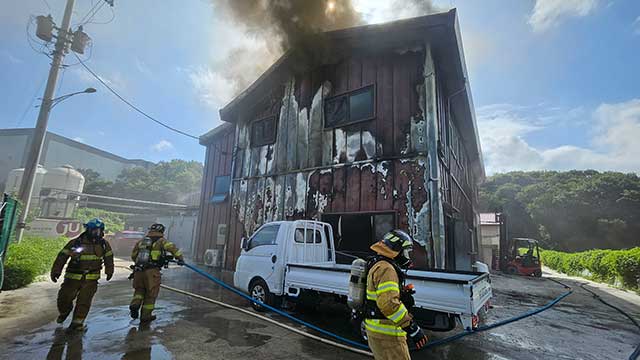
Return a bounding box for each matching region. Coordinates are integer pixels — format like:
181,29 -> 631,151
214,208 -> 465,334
322,212 -> 395,264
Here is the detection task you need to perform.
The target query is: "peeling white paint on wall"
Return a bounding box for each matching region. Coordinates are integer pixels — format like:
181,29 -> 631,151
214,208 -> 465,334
405,181 -> 430,247
320,168 -> 332,174
334,128 -> 346,164
295,172 -> 306,213
314,190 -> 328,215
346,132 -> 360,162
362,131 -> 376,159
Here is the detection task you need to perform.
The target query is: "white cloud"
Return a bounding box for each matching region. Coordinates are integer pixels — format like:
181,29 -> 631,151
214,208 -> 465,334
72,66 -> 127,91
180,65 -> 235,110
477,99 -> 640,174
1,50 -> 22,64
151,139 -> 174,152
633,16 -> 640,36
528,0 -> 599,33
72,137 -> 85,143
135,58 -> 153,77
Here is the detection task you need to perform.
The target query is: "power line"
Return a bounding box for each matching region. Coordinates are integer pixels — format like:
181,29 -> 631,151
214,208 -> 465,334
16,76 -> 48,127
74,53 -> 200,140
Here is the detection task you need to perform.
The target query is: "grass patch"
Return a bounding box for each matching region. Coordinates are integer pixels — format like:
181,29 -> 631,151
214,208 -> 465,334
2,236 -> 67,290
540,247 -> 640,292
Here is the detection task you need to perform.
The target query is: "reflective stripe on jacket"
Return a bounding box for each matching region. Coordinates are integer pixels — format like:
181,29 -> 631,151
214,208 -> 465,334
51,232 -> 114,278
365,260 -> 412,336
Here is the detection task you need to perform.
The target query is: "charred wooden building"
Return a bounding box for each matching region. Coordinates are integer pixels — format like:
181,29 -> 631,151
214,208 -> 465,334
196,10 -> 485,271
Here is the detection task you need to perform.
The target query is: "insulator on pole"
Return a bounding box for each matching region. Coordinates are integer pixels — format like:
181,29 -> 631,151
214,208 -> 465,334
36,15 -> 55,42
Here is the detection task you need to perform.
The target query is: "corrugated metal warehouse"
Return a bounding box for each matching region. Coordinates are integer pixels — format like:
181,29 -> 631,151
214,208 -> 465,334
196,9 -> 485,271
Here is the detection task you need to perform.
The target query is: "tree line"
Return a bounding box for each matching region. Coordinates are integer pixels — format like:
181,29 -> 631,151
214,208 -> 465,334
479,170 -> 640,252
78,159 -> 203,205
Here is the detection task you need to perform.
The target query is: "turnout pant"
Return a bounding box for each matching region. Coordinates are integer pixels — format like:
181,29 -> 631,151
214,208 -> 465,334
130,268 -> 161,320
57,278 -> 98,326
366,331 -> 410,360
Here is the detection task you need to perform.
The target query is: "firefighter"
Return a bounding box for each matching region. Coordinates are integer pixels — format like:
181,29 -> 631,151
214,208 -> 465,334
50,218 -> 114,330
129,223 -> 183,323
364,229 -> 428,360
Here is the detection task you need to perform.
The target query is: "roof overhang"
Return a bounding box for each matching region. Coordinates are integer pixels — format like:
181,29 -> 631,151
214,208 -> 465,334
199,122 -> 234,145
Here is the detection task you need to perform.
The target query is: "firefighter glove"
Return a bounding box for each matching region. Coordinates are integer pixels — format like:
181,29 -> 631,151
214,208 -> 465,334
404,321 -> 428,349
51,273 -> 60,283
106,273 -> 113,281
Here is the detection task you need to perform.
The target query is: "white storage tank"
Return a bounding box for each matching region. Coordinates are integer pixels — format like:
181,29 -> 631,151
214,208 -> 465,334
40,165 -> 85,219
4,165 -> 48,198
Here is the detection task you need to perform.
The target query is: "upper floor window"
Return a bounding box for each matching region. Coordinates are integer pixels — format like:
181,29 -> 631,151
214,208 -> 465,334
324,85 -> 375,128
210,175 -> 231,203
251,116 -> 277,147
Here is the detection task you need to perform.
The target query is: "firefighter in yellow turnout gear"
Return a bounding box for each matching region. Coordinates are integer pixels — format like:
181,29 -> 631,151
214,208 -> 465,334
365,229 -> 428,360
129,223 -> 183,322
51,218 -> 114,330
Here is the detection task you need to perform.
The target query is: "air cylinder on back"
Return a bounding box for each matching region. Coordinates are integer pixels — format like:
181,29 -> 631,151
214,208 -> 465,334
347,258 -> 367,310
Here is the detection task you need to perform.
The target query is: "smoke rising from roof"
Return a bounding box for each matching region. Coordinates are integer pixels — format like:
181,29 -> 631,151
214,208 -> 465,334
202,0 -> 441,107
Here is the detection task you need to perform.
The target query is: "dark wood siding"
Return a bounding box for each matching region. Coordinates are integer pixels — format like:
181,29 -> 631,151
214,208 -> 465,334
198,47 -> 480,271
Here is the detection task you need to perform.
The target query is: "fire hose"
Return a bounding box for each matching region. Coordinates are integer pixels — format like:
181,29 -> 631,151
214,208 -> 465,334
161,262 -> 582,357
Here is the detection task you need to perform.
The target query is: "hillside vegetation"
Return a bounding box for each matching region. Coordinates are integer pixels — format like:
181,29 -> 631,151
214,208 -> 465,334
480,170 -> 640,252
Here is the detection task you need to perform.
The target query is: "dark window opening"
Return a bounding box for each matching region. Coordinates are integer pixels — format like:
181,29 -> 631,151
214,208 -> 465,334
210,175 -> 230,203
251,116 -> 277,147
322,212 -> 395,264
324,85 -> 375,128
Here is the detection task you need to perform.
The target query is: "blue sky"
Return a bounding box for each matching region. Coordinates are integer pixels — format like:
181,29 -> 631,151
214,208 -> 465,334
1,0 -> 639,174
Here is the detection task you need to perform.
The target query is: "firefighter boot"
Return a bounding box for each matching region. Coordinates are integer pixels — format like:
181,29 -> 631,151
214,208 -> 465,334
129,305 -> 140,319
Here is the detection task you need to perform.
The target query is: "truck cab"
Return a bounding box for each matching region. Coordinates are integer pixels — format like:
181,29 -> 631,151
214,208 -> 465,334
233,220 -> 334,307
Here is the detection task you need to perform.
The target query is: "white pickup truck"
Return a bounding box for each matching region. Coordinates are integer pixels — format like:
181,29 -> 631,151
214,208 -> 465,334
233,220 -> 492,334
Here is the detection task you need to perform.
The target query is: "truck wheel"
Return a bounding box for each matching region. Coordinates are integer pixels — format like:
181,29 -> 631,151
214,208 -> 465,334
249,279 -> 272,312
506,266 -> 518,275
534,269 -> 542,277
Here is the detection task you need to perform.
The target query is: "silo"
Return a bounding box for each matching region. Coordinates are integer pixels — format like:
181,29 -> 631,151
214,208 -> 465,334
40,165 -> 85,219
4,165 -> 48,200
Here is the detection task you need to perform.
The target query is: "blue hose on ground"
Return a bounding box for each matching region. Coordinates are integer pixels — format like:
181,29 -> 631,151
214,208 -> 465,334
182,262 -> 371,351
182,262 -> 583,354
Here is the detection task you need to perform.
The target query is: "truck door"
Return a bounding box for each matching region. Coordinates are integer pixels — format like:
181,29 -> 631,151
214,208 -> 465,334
238,223 -> 281,291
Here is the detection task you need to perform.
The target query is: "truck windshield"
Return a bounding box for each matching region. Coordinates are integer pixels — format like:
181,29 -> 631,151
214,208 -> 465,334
249,224 -> 280,249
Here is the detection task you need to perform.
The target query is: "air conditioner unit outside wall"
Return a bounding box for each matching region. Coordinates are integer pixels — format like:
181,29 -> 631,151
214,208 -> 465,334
204,249 -> 221,267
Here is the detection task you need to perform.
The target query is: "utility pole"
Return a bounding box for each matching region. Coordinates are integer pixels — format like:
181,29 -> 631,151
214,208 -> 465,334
14,0 -> 76,242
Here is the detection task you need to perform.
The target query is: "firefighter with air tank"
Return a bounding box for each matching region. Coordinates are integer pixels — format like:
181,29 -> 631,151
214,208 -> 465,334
348,229 -> 428,360
129,223 -> 184,323
51,218 -> 114,331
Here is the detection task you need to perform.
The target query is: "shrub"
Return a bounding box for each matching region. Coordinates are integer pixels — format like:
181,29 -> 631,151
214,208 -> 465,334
74,208 -> 127,233
540,247 -> 640,291
2,236 -> 67,290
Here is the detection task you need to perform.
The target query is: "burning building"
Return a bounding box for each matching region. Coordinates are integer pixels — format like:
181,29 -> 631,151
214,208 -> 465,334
195,9 -> 485,271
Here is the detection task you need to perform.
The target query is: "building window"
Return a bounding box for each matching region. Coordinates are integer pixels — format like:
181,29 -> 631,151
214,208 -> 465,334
324,85 -> 375,128
210,175 -> 230,203
251,116 -> 277,147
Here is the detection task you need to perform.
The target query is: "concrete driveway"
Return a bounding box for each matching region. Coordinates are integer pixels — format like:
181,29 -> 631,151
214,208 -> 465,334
0,262 -> 638,359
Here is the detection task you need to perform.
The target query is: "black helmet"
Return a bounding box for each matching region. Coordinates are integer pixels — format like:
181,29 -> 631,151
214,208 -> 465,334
382,230 -> 414,268
149,223 -> 165,233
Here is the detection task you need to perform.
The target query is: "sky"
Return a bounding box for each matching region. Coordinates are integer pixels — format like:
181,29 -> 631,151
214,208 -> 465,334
0,0 -> 639,175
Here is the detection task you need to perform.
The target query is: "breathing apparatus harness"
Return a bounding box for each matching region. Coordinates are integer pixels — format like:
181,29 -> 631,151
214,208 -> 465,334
362,255 -> 415,320
129,236 -> 173,276
69,232 -> 108,268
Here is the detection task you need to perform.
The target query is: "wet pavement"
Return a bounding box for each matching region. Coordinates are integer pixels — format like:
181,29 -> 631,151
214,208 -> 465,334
0,261 -> 638,360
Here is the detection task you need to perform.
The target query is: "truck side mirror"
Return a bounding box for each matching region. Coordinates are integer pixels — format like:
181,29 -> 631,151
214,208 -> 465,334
241,237 -> 249,251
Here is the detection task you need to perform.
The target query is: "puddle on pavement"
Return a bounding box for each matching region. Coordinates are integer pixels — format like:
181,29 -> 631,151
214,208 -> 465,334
176,308 -> 272,347
7,299 -> 185,359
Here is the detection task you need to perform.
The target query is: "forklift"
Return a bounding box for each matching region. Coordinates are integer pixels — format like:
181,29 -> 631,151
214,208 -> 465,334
496,214 -> 542,277
504,238 -> 542,277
